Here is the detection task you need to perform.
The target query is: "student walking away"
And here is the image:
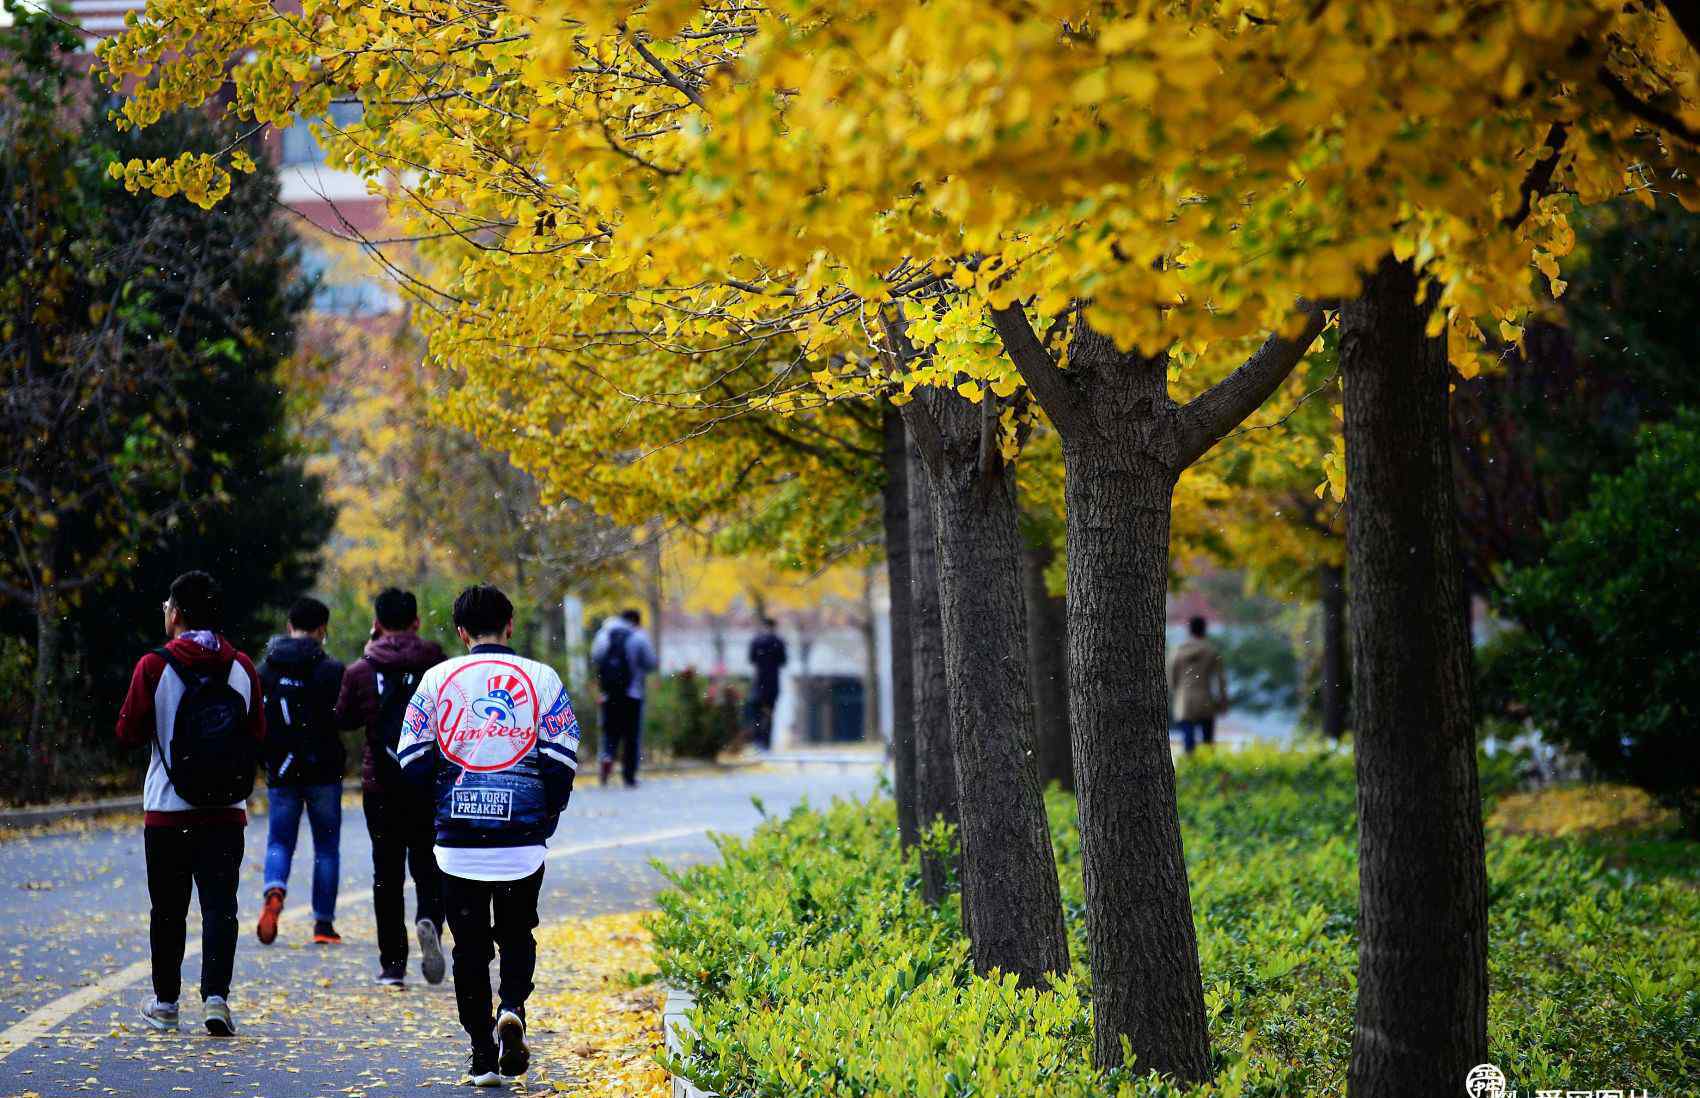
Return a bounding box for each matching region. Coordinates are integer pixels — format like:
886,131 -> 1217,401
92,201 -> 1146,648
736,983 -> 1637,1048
115,571 -> 265,1037
256,596 -> 347,946
590,609 -> 657,787
336,587 -> 448,986
399,585 -> 580,1086
1168,615 -> 1229,755
746,616 -> 788,751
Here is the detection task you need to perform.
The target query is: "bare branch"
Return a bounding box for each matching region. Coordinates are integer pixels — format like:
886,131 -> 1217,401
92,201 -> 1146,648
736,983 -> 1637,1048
987,301 -> 1088,433
1597,65 -> 1700,147
1175,301 -> 1330,469
626,32 -> 709,111
1502,122 -> 1569,231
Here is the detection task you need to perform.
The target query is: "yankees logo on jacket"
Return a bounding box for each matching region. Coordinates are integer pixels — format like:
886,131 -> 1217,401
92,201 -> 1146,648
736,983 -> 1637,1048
397,644 -> 580,864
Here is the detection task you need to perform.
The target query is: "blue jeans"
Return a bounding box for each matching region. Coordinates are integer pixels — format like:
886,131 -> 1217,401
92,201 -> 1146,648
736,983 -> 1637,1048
1177,718 -> 1216,755
264,782 -> 343,921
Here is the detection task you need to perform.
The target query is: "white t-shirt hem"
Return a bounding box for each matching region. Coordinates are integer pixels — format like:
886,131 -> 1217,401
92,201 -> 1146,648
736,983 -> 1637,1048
434,845 -> 546,882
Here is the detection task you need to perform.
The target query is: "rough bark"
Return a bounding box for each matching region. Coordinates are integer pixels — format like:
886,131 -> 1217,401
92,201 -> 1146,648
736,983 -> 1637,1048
882,408 -> 920,848
907,432 -> 960,905
903,389 -> 1069,986
1319,563 -> 1349,740
1022,534 -> 1072,791
1340,257 -> 1488,1098
992,299 -> 1327,1079
1053,325 -> 1212,1081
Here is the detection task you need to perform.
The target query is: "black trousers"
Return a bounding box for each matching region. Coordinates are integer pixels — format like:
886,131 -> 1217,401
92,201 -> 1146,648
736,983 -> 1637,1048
362,788 -> 445,967
443,867 -> 544,1049
600,695 -> 644,785
144,823 -> 244,1004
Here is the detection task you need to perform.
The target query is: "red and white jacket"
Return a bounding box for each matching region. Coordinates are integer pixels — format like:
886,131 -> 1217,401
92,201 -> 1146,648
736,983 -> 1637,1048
115,632 -> 267,827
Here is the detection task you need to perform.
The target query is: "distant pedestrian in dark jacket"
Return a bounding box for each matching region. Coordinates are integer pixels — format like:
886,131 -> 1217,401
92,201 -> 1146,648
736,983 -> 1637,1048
335,587 -> 448,987
591,609 -> 658,786
399,584 -> 580,1085
747,617 -> 788,750
115,571 -> 265,1038
255,597 -> 347,948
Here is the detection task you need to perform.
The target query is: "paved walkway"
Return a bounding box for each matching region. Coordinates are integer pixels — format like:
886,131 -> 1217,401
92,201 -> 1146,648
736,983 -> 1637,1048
0,763 -> 879,1097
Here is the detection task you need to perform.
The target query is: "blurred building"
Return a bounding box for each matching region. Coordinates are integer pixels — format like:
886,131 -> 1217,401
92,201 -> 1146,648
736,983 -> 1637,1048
69,0 -> 399,315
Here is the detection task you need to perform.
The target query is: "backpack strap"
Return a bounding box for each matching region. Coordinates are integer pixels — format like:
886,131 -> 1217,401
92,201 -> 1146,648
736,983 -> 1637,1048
149,647 -> 183,793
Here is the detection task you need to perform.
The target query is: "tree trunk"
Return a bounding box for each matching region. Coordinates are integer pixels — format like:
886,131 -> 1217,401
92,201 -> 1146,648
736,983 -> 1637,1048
990,298 -> 1326,1081
1055,326 -> 1210,1080
1341,256 -> 1488,1098
904,391 -> 1069,986
882,408 -> 920,848
644,527 -> 665,663
1319,563 -> 1348,740
1023,533 -> 1073,791
27,588 -> 62,800
907,432 -> 960,905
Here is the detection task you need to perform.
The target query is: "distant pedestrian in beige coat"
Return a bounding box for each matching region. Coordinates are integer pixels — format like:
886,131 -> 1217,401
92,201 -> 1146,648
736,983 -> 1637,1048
1168,616 -> 1227,754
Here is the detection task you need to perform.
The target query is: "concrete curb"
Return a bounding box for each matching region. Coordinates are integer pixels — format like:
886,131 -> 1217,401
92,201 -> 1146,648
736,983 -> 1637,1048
662,986 -> 718,1098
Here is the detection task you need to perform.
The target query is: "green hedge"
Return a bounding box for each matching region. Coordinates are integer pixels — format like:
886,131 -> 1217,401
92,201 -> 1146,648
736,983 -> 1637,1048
652,749 -> 1699,1096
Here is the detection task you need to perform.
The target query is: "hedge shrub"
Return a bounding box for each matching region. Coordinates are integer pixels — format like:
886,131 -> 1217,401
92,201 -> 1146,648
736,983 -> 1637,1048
653,749 -> 1699,1097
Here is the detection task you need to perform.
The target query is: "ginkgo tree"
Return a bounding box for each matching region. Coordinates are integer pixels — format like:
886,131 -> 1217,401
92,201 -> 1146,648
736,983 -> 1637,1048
97,0 -> 1700,1092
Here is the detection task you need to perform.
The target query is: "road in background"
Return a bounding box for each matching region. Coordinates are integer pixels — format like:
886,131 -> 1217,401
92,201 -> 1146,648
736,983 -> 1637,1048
0,761 -> 880,1097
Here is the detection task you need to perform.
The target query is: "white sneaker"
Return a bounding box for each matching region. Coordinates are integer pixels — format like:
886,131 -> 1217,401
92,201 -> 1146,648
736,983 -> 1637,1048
139,999 -> 179,1032
417,918 -> 446,985
495,1009 -> 529,1078
203,996 -> 236,1036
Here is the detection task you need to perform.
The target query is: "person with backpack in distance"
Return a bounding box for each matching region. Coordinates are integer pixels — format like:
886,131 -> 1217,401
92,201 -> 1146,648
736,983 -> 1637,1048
590,608 -> 657,787
399,584 -> 579,1086
115,571 -> 266,1037
336,587 -> 448,987
255,596 -> 347,947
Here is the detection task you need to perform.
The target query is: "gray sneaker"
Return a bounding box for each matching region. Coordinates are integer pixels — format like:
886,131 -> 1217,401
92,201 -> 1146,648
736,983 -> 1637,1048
417,918 -> 446,985
139,999 -> 179,1032
203,996 -> 236,1037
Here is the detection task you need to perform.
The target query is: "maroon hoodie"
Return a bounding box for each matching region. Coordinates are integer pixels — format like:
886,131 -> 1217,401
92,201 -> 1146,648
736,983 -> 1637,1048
335,631 -> 446,794
115,633 -> 266,827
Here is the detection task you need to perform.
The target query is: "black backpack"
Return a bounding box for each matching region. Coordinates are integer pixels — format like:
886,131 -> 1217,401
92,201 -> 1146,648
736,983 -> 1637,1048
263,651 -> 329,782
153,649 -> 257,807
597,626 -> 634,697
373,666 -> 424,784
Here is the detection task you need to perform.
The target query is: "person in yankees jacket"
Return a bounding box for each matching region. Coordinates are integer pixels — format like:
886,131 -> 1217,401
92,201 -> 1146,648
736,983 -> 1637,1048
398,584 -> 580,1086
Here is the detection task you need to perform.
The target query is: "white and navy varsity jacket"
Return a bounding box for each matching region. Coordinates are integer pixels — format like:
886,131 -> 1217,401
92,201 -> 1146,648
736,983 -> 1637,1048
397,644 -> 580,849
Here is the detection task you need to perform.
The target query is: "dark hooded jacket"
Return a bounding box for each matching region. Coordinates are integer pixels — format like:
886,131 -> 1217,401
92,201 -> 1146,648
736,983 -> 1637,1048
257,635 -> 347,786
336,631 -> 447,794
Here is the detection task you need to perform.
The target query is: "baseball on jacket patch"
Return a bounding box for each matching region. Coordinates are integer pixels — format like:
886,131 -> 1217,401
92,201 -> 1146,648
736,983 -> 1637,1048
436,660 -> 540,772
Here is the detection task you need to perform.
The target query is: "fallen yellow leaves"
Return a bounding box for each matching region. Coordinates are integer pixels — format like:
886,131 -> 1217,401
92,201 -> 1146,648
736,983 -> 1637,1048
526,911 -> 668,1098
1489,782 -> 1673,838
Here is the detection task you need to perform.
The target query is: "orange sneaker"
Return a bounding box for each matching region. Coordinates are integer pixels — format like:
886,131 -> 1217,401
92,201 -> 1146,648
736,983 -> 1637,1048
256,888 -> 284,945
312,921 -> 342,944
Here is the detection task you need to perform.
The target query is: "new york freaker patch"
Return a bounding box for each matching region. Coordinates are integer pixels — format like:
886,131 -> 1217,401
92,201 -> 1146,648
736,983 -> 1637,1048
450,787 -> 514,821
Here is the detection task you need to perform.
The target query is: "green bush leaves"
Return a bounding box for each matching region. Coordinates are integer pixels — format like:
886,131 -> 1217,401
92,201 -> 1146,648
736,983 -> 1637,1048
654,750 -> 1699,1096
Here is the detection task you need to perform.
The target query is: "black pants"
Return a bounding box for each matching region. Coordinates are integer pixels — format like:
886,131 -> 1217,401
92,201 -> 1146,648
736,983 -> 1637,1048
363,788 -> 445,967
443,868 -> 544,1049
1177,717 -> 1216,754
748,697 -> 776,750
600,695 -> 644,785
145,823 -> 244,1004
